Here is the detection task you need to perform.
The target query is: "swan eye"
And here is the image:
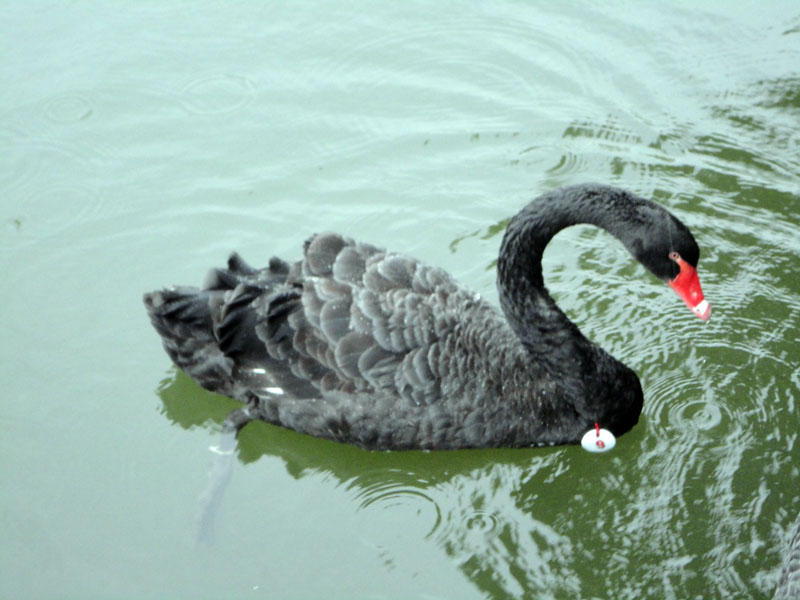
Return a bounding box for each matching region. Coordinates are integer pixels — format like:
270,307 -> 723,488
669,251 -> 680,262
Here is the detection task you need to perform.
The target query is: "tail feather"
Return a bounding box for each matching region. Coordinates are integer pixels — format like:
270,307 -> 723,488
143,288 -> 236,394
214,284 -> 270,362
144,252 -> 311,399
203,252 -> 290,291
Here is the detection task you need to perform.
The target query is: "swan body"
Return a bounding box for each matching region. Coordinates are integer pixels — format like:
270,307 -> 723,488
144,184 -> 709,450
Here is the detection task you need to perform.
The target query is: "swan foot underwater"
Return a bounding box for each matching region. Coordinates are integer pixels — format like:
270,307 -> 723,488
144,184 -> 711,452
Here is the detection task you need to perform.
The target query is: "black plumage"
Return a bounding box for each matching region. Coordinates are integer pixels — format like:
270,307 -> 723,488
144,184 -> 704,450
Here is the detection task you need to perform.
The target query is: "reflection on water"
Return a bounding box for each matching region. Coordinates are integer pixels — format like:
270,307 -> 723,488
161,364 -> 590,595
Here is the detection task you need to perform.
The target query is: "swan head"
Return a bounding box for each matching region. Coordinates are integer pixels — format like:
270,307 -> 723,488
630,210 -> 711,321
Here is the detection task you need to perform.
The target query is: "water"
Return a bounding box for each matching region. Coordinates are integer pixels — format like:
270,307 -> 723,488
2,2 -> 799,598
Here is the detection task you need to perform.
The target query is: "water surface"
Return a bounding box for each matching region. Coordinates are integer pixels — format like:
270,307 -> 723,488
2,2 -> 799,598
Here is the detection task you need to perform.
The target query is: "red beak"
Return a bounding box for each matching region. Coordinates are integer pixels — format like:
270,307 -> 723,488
668,254 -> 711,320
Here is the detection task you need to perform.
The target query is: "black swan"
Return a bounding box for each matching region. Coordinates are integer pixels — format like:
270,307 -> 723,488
144,184 -> 710,450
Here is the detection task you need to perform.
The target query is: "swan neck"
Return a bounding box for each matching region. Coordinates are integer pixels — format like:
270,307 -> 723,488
496,185 -> 635,364
494,184 -> 651,434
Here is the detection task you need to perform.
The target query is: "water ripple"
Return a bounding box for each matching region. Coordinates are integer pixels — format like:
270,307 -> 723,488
43,93 -> 94,123
669,396 -> 726,432
180,73 -> 256,115
4,183 -> 107,249
349,470 -> 442,538
465,509 -> 502,536
0,96 -> 111,202
542,148 -> 589,179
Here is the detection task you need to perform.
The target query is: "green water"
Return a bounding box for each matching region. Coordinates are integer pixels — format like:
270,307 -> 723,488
2,2 -> 799,599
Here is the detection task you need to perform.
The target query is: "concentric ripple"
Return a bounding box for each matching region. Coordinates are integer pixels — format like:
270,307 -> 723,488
43,93 -> 94,123
350,471 -> 442,538
465,509 -> 501,535
180,74 -> 256,115
669,397 -> 726,432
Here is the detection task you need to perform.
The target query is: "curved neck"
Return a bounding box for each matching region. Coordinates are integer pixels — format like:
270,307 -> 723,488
496,184 -> 644,376
495,184 -> 652,434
